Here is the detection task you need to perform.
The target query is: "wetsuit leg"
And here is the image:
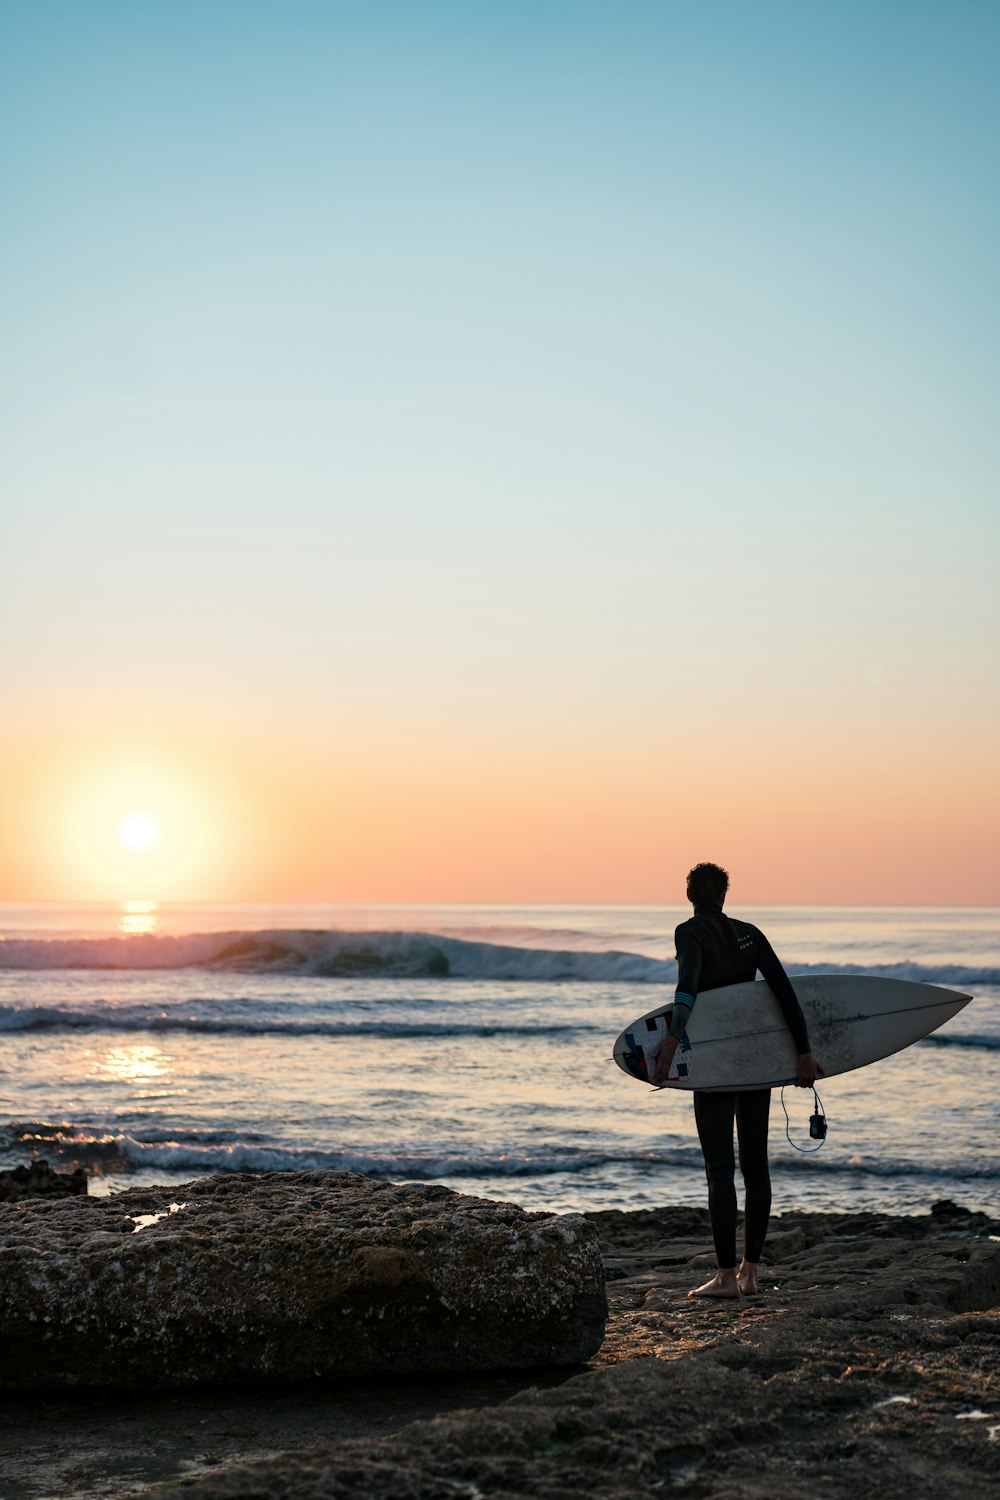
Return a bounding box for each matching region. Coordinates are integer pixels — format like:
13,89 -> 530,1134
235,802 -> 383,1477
693,1091 -> 738,1269
735,1089 -> 772,1263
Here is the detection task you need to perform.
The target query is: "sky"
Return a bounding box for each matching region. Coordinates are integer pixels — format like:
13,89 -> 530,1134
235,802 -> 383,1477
1,0 -> 998,904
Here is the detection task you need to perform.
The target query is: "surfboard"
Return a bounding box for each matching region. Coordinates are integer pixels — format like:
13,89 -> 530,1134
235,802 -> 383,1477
613,975 -> 971,1092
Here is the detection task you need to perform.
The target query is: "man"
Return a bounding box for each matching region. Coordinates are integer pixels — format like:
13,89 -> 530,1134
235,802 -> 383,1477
652,863 -> 821,1299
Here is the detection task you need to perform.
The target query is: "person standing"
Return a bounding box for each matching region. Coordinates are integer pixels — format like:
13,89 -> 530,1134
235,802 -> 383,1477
651,863 -> 821,1298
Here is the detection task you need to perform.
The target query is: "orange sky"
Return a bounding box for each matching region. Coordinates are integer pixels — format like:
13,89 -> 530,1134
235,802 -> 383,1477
2,704 -> 996,905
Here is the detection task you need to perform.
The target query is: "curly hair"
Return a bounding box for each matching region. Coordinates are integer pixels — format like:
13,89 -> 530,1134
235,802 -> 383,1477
686,862 -> 730,907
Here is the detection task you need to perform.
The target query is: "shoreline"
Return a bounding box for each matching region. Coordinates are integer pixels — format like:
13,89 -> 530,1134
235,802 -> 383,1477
1,1196 -> 998,1498
89,1175 -> 1000,1221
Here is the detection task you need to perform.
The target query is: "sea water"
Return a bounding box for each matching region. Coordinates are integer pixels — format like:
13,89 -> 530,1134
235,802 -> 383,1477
0,903 -> 997,1216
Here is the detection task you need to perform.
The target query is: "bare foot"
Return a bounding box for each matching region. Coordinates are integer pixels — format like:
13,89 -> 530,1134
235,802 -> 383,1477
688,1270 -> 740,1299
737,1260 -> 759,1296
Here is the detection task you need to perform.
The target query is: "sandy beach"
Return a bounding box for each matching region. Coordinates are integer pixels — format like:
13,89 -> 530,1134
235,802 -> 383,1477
2,1194 -> 997,1500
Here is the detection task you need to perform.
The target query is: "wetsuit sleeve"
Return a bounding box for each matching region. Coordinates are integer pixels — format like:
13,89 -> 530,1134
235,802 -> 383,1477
755,931 -> 811,1054
668,925 -> 702,1039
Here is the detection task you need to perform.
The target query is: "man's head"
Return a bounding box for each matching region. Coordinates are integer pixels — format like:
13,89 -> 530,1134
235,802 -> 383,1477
686,862 -> 730,908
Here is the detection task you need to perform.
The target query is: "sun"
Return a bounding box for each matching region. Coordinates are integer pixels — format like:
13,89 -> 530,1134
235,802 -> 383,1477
118,811 -> 161,853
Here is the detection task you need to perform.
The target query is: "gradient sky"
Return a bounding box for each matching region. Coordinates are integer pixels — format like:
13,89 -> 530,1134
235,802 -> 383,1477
2,1 -> 998,903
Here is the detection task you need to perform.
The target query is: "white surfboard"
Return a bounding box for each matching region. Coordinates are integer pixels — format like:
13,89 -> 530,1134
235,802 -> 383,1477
613,975 -> 971,1092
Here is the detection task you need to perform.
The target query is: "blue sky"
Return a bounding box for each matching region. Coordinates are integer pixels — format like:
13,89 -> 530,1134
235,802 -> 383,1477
2,1 -> 998,899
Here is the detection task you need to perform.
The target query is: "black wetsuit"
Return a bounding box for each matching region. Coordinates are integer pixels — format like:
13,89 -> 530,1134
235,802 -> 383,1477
669,902 -> 811,1268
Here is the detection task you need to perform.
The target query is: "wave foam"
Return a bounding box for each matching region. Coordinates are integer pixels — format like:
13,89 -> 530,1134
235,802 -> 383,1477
0,929 -> 669,982
790,961 -> 1000,987
1,928 -> 997,987
4,1121 -> 998,1185
0,1122 -> 704,1179
919,1032 -> 1000,1051
0,1002 -> 588,1039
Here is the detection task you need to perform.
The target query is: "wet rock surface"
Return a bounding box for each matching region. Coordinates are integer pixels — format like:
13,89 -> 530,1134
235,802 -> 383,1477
0,1158 -> 88,1203
0,1172 -> 607,1392
1,1198 -> 997,1499
153,1202 -> 1000,1500
0,1368 -> 566,1500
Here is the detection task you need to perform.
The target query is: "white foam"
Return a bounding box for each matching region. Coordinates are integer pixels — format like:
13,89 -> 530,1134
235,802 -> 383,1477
0,928 -> 671,982
1,927 -> 996,988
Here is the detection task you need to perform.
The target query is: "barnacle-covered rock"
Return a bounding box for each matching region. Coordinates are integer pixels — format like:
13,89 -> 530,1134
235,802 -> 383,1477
0,1171 -> 607,1391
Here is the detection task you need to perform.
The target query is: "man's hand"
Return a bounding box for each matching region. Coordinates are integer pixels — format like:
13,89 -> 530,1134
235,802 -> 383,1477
651,1034 -> 679,1086
796,1052 -> 824,1088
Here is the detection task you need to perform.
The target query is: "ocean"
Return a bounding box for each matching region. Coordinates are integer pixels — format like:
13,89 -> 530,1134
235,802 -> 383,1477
0,903 -> 997,1217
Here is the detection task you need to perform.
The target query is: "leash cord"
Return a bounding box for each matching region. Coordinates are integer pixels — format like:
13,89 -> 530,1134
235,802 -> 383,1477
780,1084 -> 828,1153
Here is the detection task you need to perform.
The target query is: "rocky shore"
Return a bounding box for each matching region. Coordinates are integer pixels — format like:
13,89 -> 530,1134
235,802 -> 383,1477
0,1173 -> 606,1390
0,1157 -> 88,1203
0,1182 -> 997,1499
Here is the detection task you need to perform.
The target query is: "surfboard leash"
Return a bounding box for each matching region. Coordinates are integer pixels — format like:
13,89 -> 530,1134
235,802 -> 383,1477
780,1085 -> 828,1153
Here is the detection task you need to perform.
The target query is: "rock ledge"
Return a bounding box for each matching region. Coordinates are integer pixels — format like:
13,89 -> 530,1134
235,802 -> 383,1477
0,1171 -> 607,1391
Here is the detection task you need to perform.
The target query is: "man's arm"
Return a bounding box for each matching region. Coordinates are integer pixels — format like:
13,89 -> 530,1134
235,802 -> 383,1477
651,926 -> 701,1083
668,923 -> 702,1038
755,931 -> 821,1086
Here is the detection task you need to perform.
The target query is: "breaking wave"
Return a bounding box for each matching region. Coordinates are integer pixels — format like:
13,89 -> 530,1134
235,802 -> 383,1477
918,1031 -> 1000,1051
0,928 -> 997,988
0,999 -> 590,1038
0,994 -> 993,1046
0,1121 -> 705,1179
0,929 -> 669,982
799,961 -> 1000,987
3,1120 -> 998,1185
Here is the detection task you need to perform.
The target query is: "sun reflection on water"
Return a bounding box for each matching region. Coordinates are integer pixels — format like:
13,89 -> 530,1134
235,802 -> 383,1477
118,900 -> 159,936
97,1043 -> 171,1085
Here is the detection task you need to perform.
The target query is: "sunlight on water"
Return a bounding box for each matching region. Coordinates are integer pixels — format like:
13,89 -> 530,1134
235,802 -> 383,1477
0,903 -> 996,1217
95,1043 -> 172,1085
118,900 -> 159,937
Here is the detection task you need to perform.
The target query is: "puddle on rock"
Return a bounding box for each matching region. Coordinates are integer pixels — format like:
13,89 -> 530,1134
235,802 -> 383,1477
131,1201 -> 188,1233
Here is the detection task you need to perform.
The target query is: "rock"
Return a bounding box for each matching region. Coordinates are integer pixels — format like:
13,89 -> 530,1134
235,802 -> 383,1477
0,1158 -> 88,1203
0,1171 -> 606,1392
1,1201 -> 998,1498
930,1198 -> 980,1219
148,1204 -> 1000,1500
152,1315 -> 1000,1500
151,1356 -> 754,1500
